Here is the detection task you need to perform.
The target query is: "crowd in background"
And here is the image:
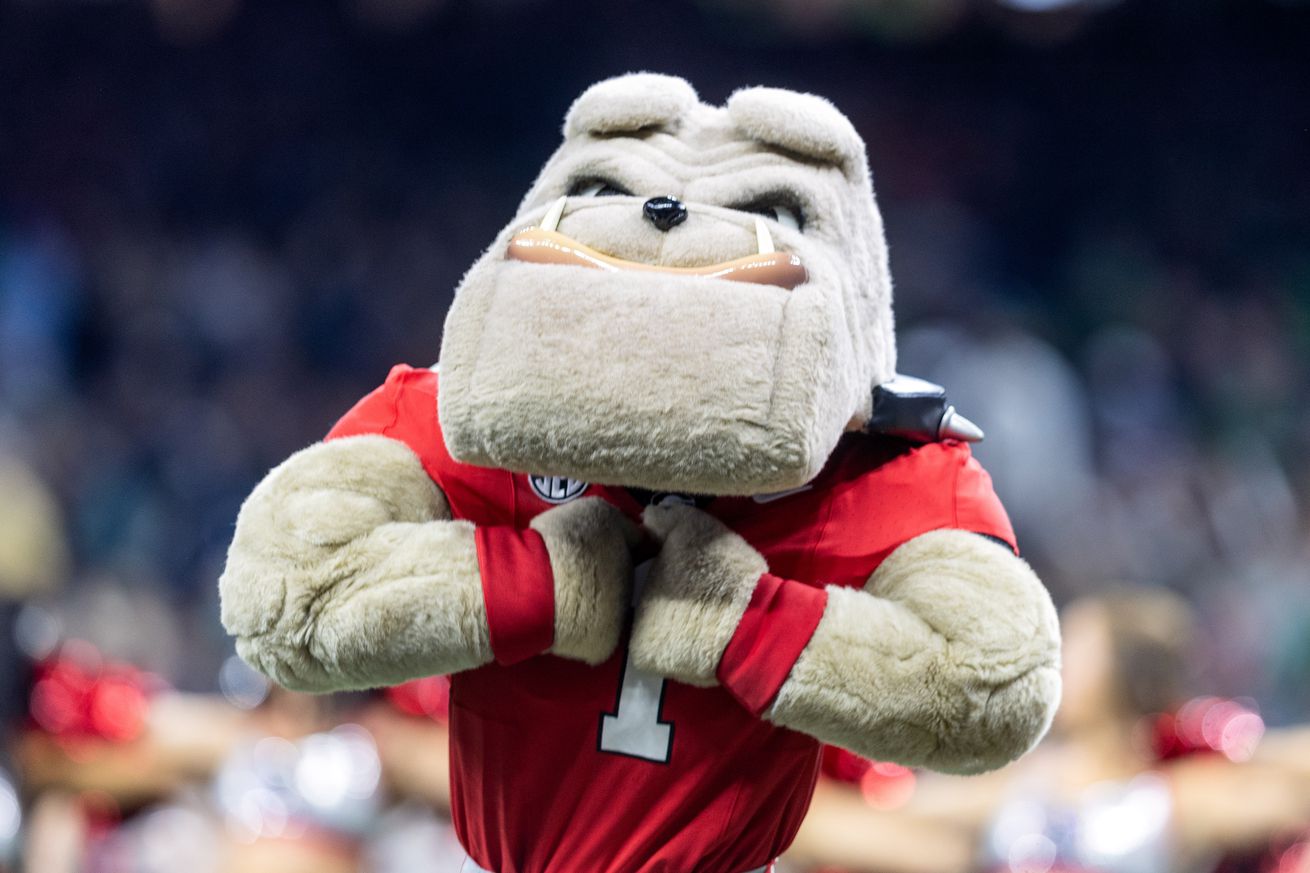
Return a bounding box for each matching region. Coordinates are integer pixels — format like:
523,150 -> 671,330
0,0 -> 1308,870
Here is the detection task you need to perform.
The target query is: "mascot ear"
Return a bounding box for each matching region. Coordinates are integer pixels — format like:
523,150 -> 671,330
726,86 -> 866,179
564,72 -> 699,139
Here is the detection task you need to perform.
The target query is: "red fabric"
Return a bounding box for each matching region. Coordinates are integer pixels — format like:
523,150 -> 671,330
718,573 -> 829,716
954,449 -> 1018,554
326,364 -> 1021,873
475,526 -> 555,665
326,365 -> 514,525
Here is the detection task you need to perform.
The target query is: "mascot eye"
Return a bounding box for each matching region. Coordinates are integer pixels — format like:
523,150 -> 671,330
765,205 -> 802,231
568,178 -> 632,198
736,198 -> 804,232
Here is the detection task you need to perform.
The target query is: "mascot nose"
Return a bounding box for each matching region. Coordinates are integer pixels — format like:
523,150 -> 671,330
643,196 -> 688,232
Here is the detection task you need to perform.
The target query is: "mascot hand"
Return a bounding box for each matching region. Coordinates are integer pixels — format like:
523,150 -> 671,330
629,504 -> 765,686
532,497 -> 642,665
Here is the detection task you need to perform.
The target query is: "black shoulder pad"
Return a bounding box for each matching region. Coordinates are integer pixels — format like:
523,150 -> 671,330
862,375 -> 984,444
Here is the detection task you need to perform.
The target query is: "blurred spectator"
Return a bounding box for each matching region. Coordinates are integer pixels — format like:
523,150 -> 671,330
0,452 -> 67,602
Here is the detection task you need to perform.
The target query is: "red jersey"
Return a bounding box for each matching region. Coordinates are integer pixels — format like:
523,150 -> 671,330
328,364 -> 1016,873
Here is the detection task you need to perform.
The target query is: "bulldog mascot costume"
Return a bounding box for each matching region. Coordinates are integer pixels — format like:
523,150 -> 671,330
221,74 -> 1061,873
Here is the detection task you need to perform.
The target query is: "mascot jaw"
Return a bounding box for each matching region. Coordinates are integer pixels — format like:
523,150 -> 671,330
505,196 -> 809,291
437,253 -> 846,496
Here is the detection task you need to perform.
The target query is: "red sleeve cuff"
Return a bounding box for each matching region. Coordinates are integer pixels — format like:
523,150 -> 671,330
474,527 -> 556,665
717,573 -> 829,716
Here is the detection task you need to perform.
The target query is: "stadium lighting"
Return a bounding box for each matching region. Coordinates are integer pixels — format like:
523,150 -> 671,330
993,0 -> 1089,10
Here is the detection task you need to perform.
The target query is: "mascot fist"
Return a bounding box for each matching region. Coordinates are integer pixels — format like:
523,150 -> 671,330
630,504 -> 765,686
531,496 -> 641,664
221,436 -> 640,693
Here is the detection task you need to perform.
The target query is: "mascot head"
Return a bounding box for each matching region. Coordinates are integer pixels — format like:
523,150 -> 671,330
438,73 -> 895,495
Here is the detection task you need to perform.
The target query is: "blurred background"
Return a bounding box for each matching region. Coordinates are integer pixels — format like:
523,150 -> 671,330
1,0 -> 1308,870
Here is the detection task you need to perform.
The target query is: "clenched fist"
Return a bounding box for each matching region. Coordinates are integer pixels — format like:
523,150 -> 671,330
532,496 -> 643,665
629,503 -> 767,686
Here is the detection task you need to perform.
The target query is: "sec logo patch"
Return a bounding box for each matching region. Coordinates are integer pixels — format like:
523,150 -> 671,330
528,475 -> 588,504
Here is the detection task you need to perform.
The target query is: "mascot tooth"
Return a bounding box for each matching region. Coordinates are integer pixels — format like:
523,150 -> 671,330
221,73 -> 1062,873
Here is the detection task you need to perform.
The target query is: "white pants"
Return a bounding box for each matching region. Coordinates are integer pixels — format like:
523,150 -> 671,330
461,857 -> 771,873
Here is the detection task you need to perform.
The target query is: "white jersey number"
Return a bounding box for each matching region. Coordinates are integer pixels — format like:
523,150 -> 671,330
597,561 -> 674,763
598,656 -> 673,763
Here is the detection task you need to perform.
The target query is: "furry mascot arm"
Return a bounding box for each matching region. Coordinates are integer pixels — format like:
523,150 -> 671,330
220,434 -> 636,693
630,504 -> 1061,775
